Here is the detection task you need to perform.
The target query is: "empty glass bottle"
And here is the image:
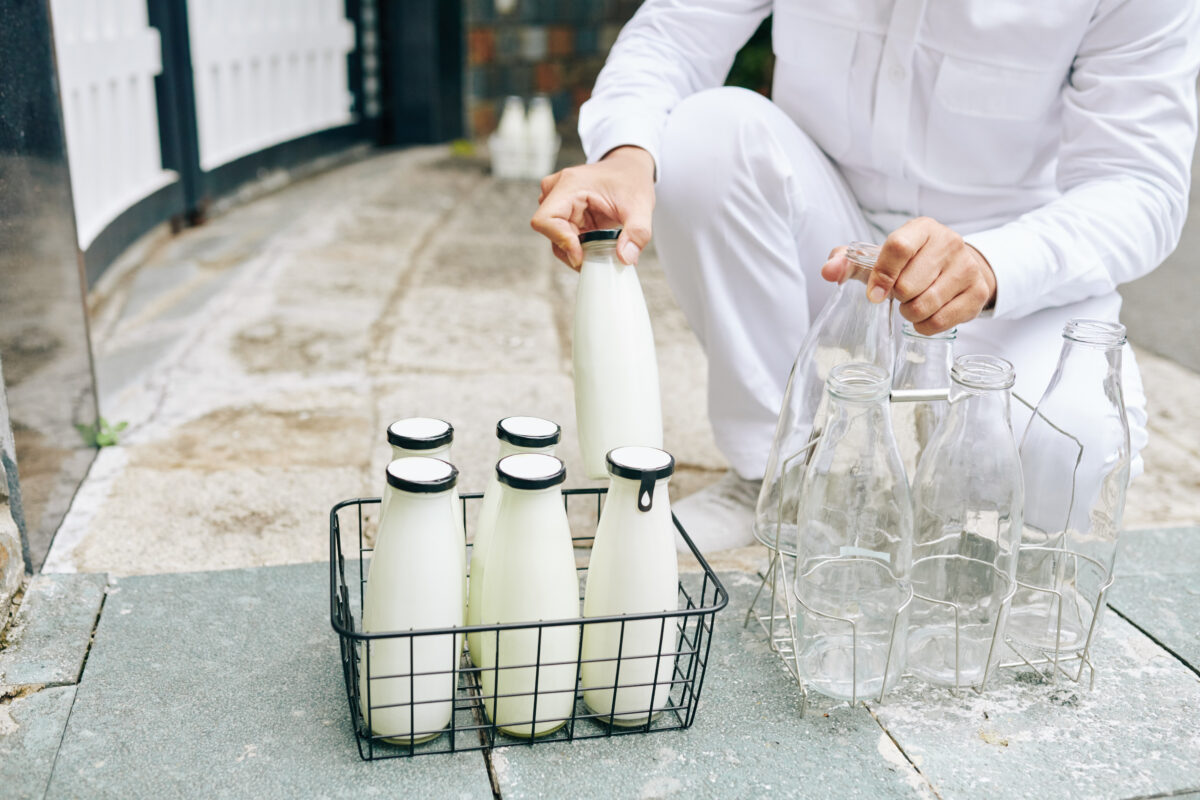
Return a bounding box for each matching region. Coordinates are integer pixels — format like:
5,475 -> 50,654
1009,320 -> 1130,655
793,362 -> 912,702
756,243 -> 893,555
907,355 -> 1023,690
891,323 -> 956,479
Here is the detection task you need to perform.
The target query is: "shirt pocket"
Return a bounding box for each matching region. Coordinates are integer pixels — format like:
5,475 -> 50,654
771,7 -> 858,160
923,55 -> 1062,188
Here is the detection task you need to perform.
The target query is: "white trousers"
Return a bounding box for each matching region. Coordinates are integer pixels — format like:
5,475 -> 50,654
653,87 -> 1147,480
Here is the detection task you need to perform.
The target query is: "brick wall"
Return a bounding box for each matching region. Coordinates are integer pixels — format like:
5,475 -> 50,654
464,0 -> 643,144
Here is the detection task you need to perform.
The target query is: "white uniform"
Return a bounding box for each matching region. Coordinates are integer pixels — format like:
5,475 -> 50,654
579,0 -> 1200,481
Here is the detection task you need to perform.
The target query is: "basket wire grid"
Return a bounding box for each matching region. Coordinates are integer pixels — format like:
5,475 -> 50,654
330,487 -> 729,760
745,388 -> 1115,714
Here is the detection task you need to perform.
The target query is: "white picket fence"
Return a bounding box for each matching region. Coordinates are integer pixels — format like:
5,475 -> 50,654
187,0 -> 356,171
51,0 -> 176,249
50,0 -> 357,249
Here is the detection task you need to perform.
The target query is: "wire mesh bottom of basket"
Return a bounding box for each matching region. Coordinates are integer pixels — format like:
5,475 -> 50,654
329,488 -> 729,760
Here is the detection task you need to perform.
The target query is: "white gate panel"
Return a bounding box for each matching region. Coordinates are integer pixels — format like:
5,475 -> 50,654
51,0 -> 176,249
187,0 -> 356,171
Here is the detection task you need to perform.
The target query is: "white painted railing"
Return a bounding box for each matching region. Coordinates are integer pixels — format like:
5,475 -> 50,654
187,0 -> 356,171
51,0 -> 176,249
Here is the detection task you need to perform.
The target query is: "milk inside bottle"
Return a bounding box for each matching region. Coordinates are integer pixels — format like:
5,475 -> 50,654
582,446 -> 679,725
467,416 -> 561,668
572,228 -> 663,479
479,453 -> 580,737
379,418 -> 465,603
359,457 -> 463,744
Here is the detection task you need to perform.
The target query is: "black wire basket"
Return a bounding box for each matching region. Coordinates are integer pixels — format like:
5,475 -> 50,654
329,487 -> 729,760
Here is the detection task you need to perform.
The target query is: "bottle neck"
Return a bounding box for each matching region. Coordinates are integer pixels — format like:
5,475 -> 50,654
609,474 -> 671,513
1047,338 -> 1124,397
894,336 -> 954,388
581,241 -> 619,265
946,383 -> 1012,430
392,443 -> 451,460
383,484 -> 452,506
497,441 -> 556,460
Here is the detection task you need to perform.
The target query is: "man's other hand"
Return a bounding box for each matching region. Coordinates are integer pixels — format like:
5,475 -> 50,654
821,217 -> 997,335
531,146 -> 656,270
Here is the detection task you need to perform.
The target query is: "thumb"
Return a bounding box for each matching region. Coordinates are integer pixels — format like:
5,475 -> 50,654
616,204 -> 653,266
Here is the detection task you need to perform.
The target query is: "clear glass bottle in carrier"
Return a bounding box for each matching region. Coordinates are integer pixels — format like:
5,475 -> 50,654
907,355 -> 1023,690
467,416 -> 561,668
1009,320 -> 1131,655
755,243 -> 893,555
792,362 -> 912,702
573,228 -> 664,479
891,323 -> 956,479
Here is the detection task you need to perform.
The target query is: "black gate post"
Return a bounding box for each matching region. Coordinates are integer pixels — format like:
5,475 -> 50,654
377,0 -> 465,145
148,0 -> 205,223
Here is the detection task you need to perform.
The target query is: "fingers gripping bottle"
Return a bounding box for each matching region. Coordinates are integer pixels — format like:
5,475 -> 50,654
479,454 -> 581,737
359,457 -> 463,744
907,355 -> 1023,690
756,243 -> 894,556
380,418 -> 466,608
467,416 -> 562,668
572,228 -> 664,479
582,447 -> 679,725
1010,319 -> 1131,655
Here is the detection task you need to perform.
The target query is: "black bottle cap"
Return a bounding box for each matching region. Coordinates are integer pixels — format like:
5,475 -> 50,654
496,453 -> 566,491
497,416 -> 562,448
579,228 -> 621,244
606,446 -> 675,511
387,417 -> 453,450
385,457 -> 458,493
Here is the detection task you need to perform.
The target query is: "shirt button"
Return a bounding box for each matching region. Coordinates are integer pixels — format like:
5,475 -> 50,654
888,64 -> 905,82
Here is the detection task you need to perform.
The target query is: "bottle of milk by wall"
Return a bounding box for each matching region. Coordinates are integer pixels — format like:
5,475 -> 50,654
526,94 -> 559,179
582,446 -> 679,725
467,416 -> 562,668
479,453 -> 580,737
573,229 -> 663,479
359,457 -> 463,744
380,418 -> 465,603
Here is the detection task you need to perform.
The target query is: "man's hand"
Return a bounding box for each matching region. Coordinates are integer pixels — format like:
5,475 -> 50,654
821,217 -> 997,335
531,146 -> 656,270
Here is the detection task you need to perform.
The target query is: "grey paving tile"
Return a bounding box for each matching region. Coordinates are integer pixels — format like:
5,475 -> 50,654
1109,573 -> 1200,671
869,615 -> 1200,800
45,563 -> 493,800
0,685 -> 77,800
492,572 -> 931,800
0,573 -> 107,687
1116,527 -> 1200,577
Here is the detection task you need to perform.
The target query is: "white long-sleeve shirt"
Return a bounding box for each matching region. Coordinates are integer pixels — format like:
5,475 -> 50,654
579,0 -> 1200,320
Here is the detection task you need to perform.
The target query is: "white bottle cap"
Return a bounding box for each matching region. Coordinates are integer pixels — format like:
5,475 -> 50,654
387,417 -> 453,450
386,457 -> 457,493
496,453 -> 566,490
498,416 -> 561,447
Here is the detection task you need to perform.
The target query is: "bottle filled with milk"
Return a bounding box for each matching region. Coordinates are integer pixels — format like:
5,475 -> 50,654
359,457 -> 463,744
573,229 -> 663,479
479,454 -> 581,737
380,418 -> 465,603
467,416 -> 562,668
582,446 -> 679,725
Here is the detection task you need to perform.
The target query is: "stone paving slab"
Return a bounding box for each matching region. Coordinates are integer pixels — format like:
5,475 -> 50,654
1116,527 -> 1200,577
491,572 -> 932,800
0,685 -> 77,800
0,573 -> 106,686
868,615 -> 1200,800
1110,574 -> 1200,673
44,563 -> 493,800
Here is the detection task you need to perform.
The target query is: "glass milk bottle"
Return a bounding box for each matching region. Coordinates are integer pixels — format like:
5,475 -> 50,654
582,447 -> 678,725
1010,320 -> 1131,654
467,416 -> 562,668
891,323 -> 956,479
907,355 -> 1023,690
479,454 -> 581,737
756,243 -> 893,555
359,458 -> 463,744
380,418 -> 465,602
573,228 -> 663,479
793,363 -> 912,702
